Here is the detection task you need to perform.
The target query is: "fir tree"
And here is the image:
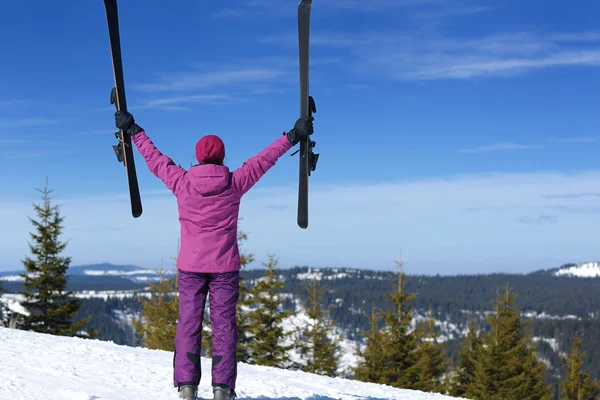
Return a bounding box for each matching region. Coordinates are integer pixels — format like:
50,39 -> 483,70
133,263 -> 179,351
201,306 -> 213,357
413,310 -> 449,393
377,269 -> 422,388
470,285 -> 552,400
236,227 -> 254,363
447,315 -> 482,397
18,179 -> 89,336
353,302 -> 387,383
355,263 -> 423,389
245,254 -> 294,368
560,336 -> 600,400
295,277 -> 340,377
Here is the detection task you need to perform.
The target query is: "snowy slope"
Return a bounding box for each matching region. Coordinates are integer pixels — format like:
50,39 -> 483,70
553,262 -> 600,278
0,327 -> 463,400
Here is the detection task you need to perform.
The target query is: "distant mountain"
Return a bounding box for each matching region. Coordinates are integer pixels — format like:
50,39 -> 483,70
0,263 -> 175,292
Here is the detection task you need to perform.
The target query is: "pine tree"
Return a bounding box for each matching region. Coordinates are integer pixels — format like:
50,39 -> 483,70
18,179 -> 89,336
201,305 -> 213,357
355,265 -> 423,388
295,277 -> 340,377
413,310 -> 449,393
470,285 -> 552,400
560,336 -> 600,400
353,302 -> 387,383
447,315 -> 482,397
133,263 -> 179,351
236,227 -> 254,363
245,254 -> 294,368
378,270 -> 422,388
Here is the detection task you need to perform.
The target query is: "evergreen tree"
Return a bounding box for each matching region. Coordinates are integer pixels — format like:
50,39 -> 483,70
133,263 -> 179,351
353,302 -> 387,382
201,305 -> 213,357
245,254 -> 294,368
295,277 -> 340,377
355,265 -> 423,389
236,227 -> 254,362
18,179 -> 89,336
560,336 -> 600,400
377,269 -> 422,388
447,315 -> 482,397
470,285 -> 552,400
413,310 -> 449,393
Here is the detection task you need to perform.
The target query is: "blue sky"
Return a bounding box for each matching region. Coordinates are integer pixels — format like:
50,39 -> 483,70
1,0 -> 600,274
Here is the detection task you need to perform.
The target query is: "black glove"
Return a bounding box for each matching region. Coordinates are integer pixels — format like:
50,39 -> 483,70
287,116 -> 314,146
114,111 -> 143,137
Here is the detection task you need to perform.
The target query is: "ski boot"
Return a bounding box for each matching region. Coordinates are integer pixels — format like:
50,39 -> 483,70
213,384 -> 236,400
178,384 -> 198,400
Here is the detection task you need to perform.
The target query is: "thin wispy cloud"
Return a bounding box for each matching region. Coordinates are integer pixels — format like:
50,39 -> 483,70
265,29 -> 600,81
212,0 -> 464,19
136,94 -> 239,111
459,142 -> 545,154
0,118 -> 67,129
131,61 -> 297,111
77,129 -> 112,136
2,149 -> 84,159
133,66 -> 290,93
410,4 -> 494,20
0,138 -> 56,144
545,192 -> 600,200
0,100 -> 31,108
550,136 -> 600,143
517,214 -> 558,225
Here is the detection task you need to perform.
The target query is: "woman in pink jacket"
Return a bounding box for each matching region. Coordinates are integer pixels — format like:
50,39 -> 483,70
114,110 -> 314,400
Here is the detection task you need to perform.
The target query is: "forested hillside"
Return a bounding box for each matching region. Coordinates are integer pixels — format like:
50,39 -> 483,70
2,264 -> 599,390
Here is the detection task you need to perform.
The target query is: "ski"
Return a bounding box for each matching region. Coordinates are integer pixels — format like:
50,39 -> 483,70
103,0 -> 143,218
296,0 -> 318,229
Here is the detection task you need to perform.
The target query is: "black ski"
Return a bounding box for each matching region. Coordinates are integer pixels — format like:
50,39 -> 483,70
104,0 -> 143,218
296,0 -> 318,229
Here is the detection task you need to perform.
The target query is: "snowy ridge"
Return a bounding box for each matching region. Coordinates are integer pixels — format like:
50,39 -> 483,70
553,262 -> 600,278
294,267 -> 386,282
0,275 -> 24,282
0,327 -> 464,400
82,269 -> 160,276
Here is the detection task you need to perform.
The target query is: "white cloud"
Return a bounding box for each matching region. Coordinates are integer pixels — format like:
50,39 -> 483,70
3,171 -> 600,275
212,0 -> 472,18
550,136 -> 600,143
459,142 -> 545,153
264,29 -> 600,81
135,94 -> 239,111
133,66 -> 290,93
0,118 -> 67,129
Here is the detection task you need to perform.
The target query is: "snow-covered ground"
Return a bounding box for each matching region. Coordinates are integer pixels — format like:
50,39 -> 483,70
0,327 -> 464,400
553,262 -> 600,278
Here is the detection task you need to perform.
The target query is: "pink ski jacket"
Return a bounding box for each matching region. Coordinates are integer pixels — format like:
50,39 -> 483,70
132,131 -> 292,273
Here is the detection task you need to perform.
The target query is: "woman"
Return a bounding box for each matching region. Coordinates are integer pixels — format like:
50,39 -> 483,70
114,110 -> 314,400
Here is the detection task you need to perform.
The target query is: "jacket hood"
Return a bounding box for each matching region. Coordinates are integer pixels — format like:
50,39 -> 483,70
187,164 -> 231,196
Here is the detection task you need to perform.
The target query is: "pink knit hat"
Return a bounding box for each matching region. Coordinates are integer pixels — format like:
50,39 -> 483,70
195,135 -> 225,165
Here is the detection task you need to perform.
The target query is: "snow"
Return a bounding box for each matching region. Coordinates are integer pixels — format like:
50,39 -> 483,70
553,262 -> 600,278
0,327 -> 464,400
0,275 -> 25,282
82,269 -> 162,277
